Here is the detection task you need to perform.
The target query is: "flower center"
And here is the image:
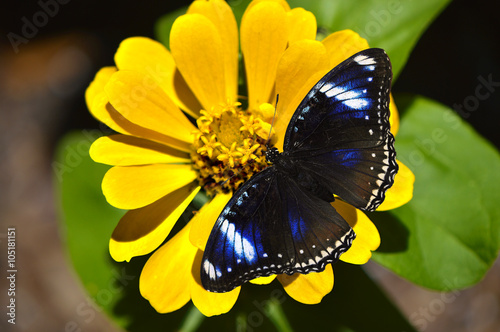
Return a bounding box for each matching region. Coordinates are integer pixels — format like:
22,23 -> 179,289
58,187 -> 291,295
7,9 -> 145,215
191,101 -> 273,196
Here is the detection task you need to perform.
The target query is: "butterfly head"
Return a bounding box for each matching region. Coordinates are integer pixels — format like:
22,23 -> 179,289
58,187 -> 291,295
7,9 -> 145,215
265,147 -> 280,164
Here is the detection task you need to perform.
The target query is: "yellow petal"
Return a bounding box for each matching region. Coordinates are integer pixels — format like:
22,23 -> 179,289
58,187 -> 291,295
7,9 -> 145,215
274,40 -> 330,151
378,160 -> 415,211
102,164 -> 197,210
140,222 -> 196,313
114,37 -> 201,118
241,1 -> 288,111
287,7 -> 317,43
250,275 -> 276,285
322,29 -> 370,68
190,250 -> 240,316
245,0 -> 291,13
389,94 -> 399,135
278,265 -> 334,304
90,134 -> 189,166
171,14 -> 229,111
188,0 -> 238,102
333,200 -> 380,265
110,185 -> 200,262
189,193 -> 232,250
86,66 -> 118,125
86,68 -> 191,152
107,104 -> 192,152
105,70 -> 196,143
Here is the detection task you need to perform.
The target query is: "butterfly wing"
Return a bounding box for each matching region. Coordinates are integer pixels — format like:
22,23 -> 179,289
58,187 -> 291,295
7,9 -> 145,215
201,167 -> 355,293
283,48 -> 398,211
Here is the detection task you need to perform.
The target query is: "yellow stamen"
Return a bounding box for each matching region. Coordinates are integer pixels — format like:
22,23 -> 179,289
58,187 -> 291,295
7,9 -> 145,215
190,102 -> 273,196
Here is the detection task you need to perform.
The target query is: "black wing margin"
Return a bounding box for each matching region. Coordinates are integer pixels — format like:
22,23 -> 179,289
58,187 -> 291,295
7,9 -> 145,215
283,48 -> 398,211
201,167 -> 355,293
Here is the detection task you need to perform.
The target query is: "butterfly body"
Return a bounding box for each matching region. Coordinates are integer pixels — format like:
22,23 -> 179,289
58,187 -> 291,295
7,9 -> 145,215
266,147 -> 336,203
201,48 -> 398,293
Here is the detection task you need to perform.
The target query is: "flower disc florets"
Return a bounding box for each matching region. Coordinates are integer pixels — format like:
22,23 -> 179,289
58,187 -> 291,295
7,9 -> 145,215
191,100 -> 273,196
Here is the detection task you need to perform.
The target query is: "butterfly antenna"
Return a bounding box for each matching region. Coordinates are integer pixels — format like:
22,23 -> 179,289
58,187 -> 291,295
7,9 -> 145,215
266,94 -> 279,146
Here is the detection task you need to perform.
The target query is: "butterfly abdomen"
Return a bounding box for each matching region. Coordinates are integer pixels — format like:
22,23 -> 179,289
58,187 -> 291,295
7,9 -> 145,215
267,148 -> 335,203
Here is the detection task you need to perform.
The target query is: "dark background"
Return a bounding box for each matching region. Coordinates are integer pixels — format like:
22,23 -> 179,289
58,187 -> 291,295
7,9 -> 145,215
0,0 -> 499,331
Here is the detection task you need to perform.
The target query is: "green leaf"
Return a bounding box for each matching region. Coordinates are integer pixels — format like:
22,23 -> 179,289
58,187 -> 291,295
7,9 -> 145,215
288,0 -> 451,79
55,130 -> 127,326
55,131 -> 195,331
372,95 -> 500,290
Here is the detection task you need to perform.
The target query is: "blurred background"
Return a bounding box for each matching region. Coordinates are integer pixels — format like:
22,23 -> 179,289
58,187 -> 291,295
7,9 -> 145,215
0,0 -> 499,331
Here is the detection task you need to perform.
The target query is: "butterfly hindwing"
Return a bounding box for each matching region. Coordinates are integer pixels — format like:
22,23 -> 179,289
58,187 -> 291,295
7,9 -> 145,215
201,167 -> 355,293
284,48 -> 398,211
201,48 -> 397,293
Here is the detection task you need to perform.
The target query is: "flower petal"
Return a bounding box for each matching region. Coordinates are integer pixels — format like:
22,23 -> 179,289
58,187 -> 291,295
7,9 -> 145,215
287,7 -> 316,43
110,185 -> 200,262
140,222 -> 196,313
102,164 -> 197,209
333,200 -> 380,264
106,104 -> 192,152
274,40 -> 330,150
278,265 -> 334,304
187,0 -> 238,102
378,160 -> 415,211
190,250 -> 240,316
114,37 -> 201,118
250,275 -> 276,285
90,134 -> 189,166
245,0 -> 291,13
105,70 -> 196,143
241,1 -> 288,111
189,193 -> 231,250
389,94 -> 399,136
86,66 -> 119,125
322,29 -> 370,68
87,71 -> 191,152
171,13 -> 229,111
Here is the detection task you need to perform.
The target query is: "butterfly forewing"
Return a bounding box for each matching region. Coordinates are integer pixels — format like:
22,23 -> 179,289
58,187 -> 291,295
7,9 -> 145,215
201,168 -> 355,293
201,48 -> 398,293
284,48 -> 398,211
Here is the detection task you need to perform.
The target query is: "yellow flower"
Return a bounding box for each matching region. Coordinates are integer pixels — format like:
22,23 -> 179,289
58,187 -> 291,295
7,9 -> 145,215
86,0 -> 415,317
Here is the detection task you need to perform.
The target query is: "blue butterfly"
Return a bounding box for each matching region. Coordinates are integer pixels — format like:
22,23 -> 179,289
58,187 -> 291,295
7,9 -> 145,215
201,48 -> 398,293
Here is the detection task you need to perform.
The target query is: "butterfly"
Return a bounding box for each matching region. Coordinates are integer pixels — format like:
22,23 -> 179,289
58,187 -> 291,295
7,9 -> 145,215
201,48 -> 398,293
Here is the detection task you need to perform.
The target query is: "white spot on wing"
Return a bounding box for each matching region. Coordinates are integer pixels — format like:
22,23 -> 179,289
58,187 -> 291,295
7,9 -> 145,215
343,99 -> 368,109
243,237 -> 256,262
354,55 -> 377,65
319,83 -> 333,93
325,85 -> 347,97
204,259 -> 217,281
336,90 -> 361,100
